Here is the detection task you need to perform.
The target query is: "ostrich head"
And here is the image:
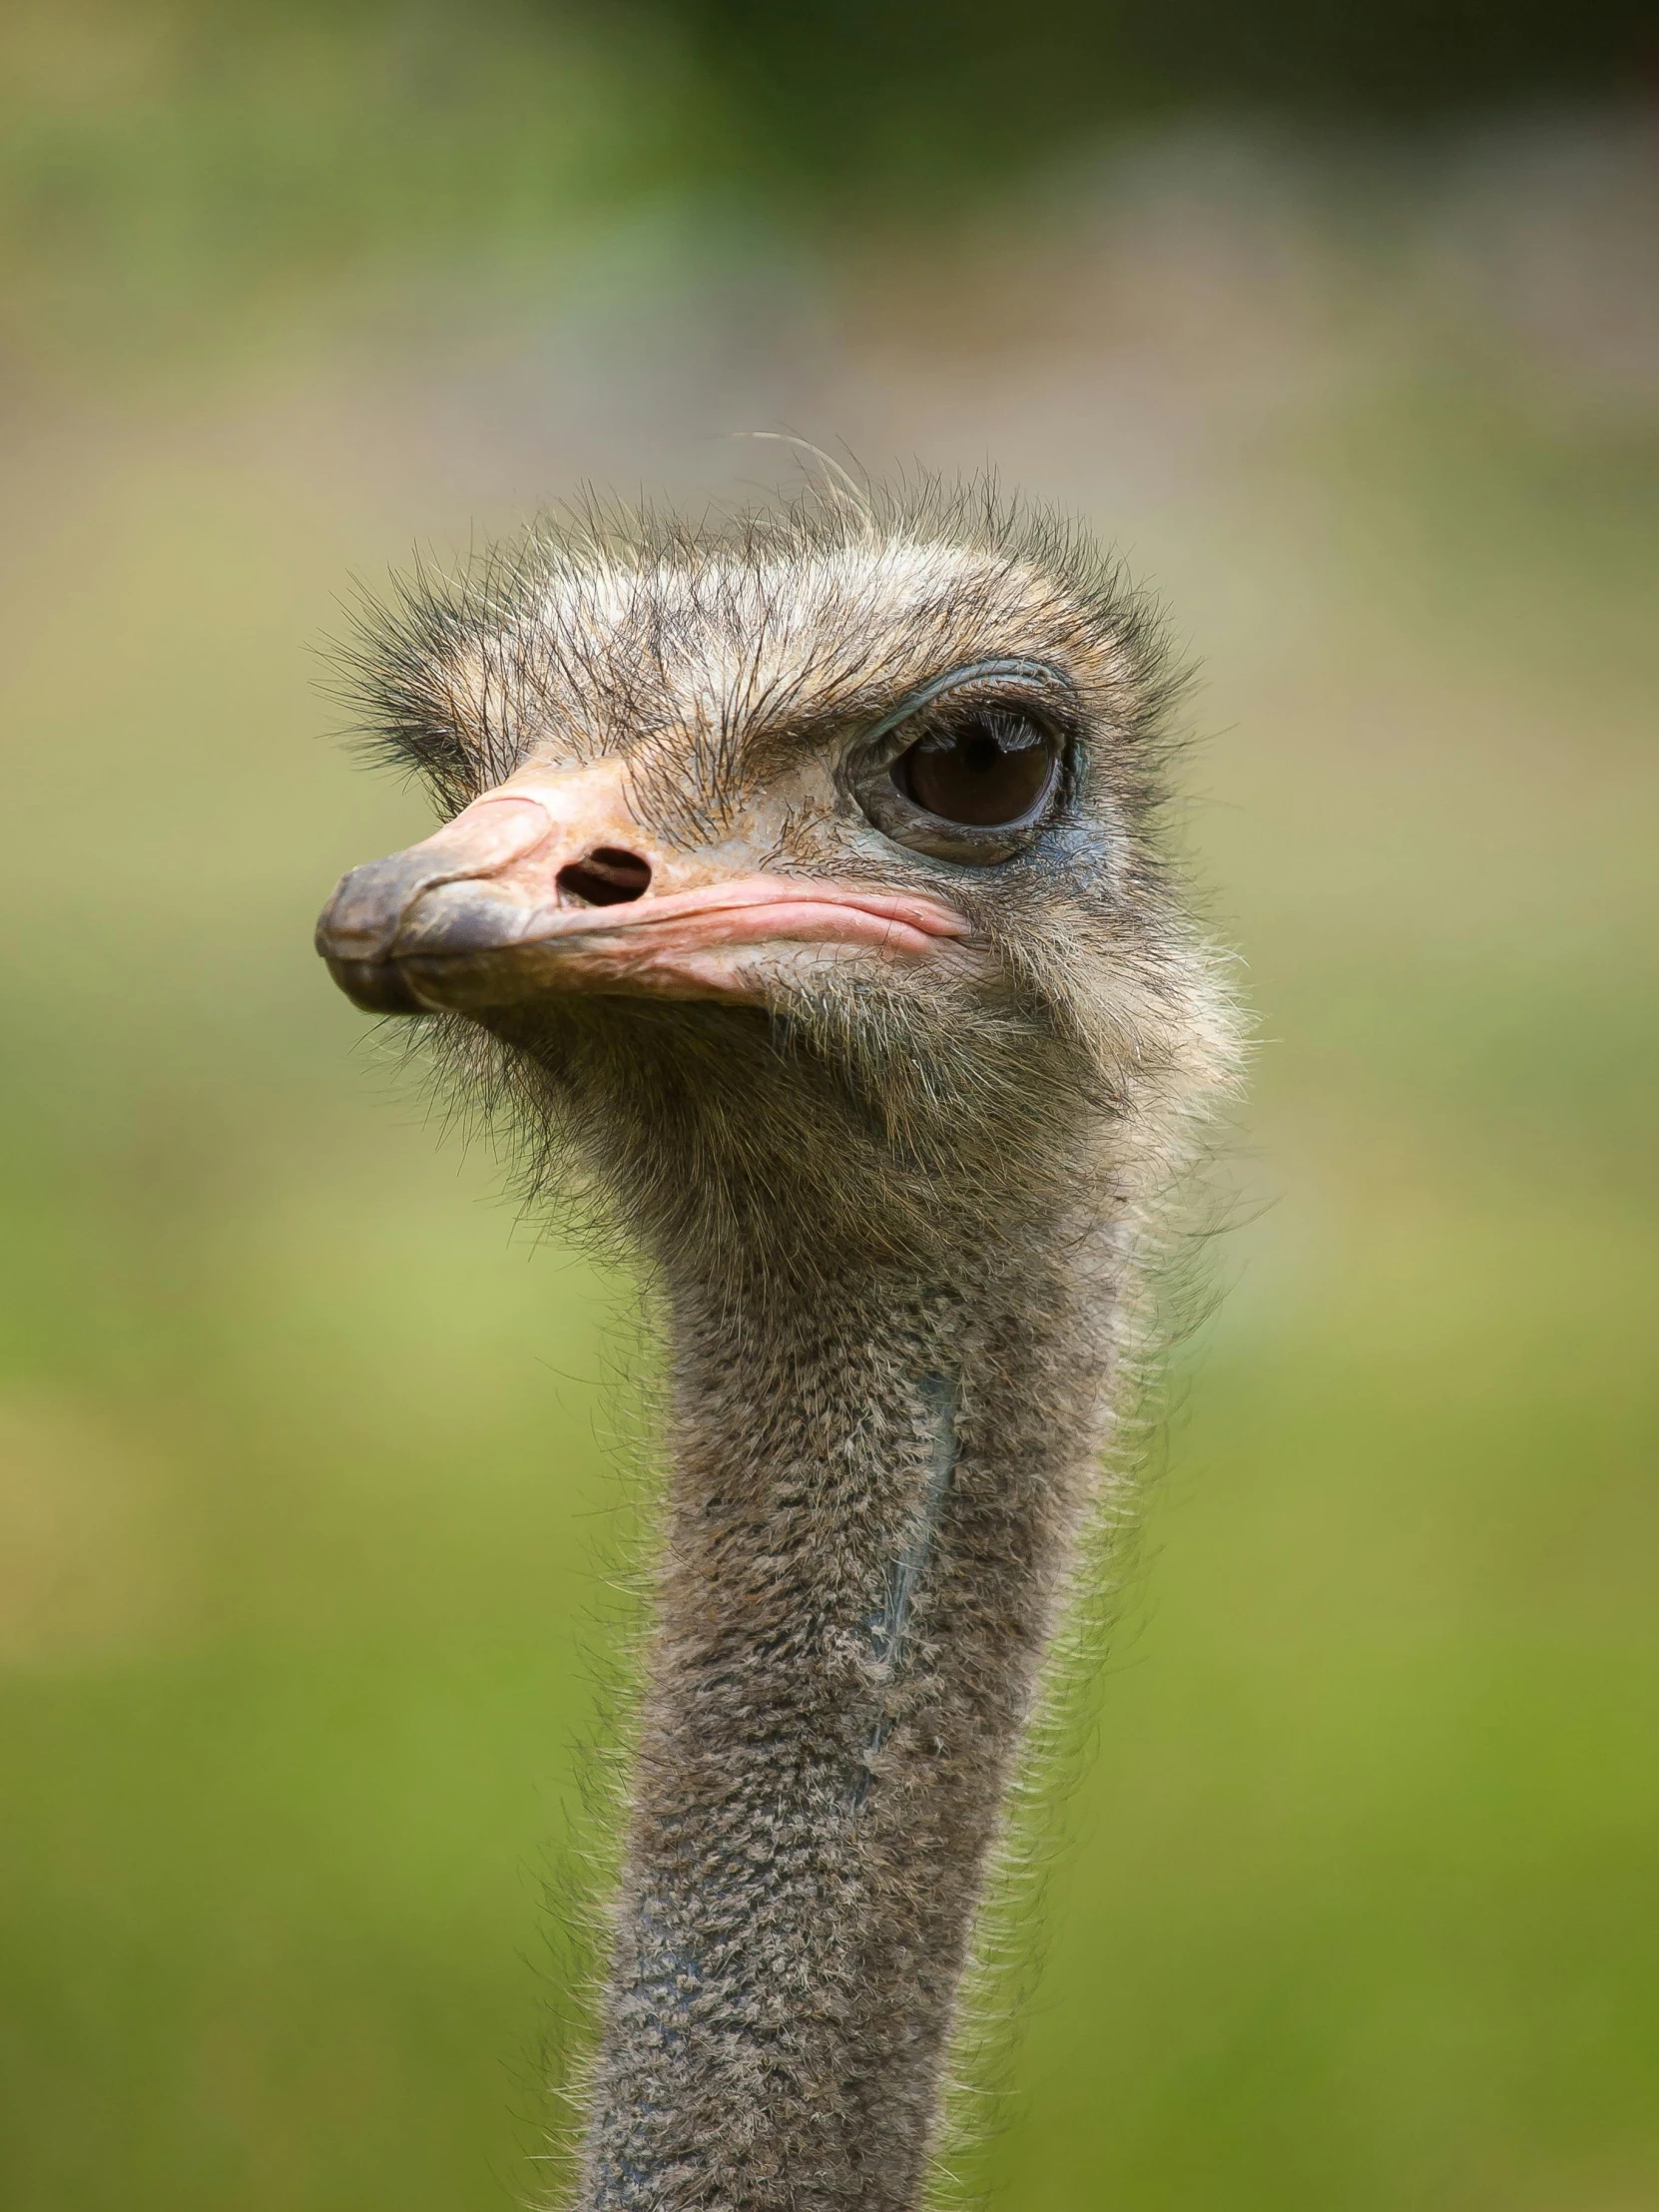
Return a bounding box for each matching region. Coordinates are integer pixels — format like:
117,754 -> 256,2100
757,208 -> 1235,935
316,485 -> 1234,2212
320,492 -> 1223,1266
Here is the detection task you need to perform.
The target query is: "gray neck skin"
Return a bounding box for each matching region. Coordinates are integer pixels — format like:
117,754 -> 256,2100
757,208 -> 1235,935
576,1218 -> 1117,2212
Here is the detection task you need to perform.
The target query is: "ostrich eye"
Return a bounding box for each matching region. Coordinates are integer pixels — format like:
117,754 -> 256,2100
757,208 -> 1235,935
851,674 -> 1071,863
895,710 -> 1058,828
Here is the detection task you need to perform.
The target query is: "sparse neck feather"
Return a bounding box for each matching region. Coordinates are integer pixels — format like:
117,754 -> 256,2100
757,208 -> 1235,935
576,1188 -> 1124,2212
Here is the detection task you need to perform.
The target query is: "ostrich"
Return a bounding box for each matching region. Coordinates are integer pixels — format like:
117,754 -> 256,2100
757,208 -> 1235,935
315,482 -> 1237,2212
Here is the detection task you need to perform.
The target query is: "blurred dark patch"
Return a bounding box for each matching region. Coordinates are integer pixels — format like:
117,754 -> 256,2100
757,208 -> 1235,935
611,0 -> 1656,200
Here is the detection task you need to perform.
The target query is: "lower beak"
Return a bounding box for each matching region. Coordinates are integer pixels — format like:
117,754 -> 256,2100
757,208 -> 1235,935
315,763 -> 971,1016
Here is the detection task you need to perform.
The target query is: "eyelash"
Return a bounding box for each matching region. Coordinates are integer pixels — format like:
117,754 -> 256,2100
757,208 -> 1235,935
857,660 -> 1074,762
893,701 -> 1052,756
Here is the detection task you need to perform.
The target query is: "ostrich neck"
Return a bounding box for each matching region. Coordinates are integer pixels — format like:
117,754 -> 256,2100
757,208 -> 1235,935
577,1207 -> 1120,2212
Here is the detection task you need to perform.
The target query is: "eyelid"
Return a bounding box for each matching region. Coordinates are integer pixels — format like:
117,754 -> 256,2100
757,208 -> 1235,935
858,658 -> 1074,757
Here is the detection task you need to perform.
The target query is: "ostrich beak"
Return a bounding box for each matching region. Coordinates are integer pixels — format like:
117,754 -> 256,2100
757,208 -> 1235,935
315,760 -> 972,1015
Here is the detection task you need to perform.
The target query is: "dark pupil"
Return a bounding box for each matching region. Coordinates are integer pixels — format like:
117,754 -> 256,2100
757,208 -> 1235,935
898,716 -> 1054,827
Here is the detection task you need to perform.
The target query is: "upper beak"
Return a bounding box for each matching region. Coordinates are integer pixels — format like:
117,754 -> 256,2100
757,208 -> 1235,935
315,759 -> 972,1016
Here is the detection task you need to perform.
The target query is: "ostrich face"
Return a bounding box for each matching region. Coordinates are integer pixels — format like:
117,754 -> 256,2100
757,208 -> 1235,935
316,508 -> 1206,1220
321,532 -> 1158,1004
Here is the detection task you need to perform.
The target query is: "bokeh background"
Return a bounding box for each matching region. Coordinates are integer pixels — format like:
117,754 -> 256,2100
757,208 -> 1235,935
2,4 -> 1656,2208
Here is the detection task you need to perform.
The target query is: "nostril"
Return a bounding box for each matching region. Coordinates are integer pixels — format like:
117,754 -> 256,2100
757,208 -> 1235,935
556,846 -> 653,908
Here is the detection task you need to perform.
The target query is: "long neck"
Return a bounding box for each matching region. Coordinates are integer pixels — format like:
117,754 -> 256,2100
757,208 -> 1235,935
575,1211 -> 1123,2212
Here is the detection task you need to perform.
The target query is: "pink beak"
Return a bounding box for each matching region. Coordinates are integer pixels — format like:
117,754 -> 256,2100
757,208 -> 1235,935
315,760 -> 972,1015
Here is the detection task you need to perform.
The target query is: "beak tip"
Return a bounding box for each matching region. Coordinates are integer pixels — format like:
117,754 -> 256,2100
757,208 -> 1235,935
315,861 -> 401,964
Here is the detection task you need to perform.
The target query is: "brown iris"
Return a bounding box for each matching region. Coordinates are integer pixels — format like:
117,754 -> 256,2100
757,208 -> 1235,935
895,710 -> 1058,828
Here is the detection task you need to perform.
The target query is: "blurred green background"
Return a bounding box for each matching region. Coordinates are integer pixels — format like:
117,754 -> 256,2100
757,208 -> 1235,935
1,4 -> 1656,2208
